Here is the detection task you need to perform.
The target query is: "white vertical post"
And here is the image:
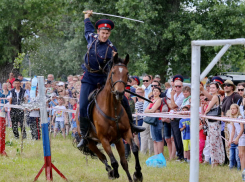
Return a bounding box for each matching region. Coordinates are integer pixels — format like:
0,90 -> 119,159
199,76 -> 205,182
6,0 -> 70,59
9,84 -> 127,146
38,76 -> 48,124
190,45 -> 200,182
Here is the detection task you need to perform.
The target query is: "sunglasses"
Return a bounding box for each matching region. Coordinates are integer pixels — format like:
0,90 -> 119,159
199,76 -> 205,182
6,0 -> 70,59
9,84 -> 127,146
223,84 -> 232,87
151,85 -> 158,87
238,89 -> 244,91
175,85 -> 182,88
143,80 -> 149,82
58,91 -> 63,93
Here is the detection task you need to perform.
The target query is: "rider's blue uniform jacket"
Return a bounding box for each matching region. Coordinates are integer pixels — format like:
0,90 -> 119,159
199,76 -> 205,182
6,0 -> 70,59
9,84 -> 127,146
82,18 -> 117,85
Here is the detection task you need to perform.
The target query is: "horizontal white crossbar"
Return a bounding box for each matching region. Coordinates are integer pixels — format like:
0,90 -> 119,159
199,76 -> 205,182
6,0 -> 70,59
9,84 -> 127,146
192,38 -> 245,46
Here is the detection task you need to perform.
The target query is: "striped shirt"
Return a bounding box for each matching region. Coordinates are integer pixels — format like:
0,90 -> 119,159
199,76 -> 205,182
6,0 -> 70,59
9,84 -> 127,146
134,101 -> 144,120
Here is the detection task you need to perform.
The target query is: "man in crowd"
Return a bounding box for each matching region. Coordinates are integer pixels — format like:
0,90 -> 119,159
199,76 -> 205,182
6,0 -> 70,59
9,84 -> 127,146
7,72 -> 15,88
168,75 -> 185,161
151,80 -> 166,98
141,75 -> 154,155
67,75 -> 73,83
9,79 -> 28,139
154,75 -> 161,83
47,74 -> 54,83
72,76 -> 79,83
221,80 -> 242,116
18,74 -> 28,88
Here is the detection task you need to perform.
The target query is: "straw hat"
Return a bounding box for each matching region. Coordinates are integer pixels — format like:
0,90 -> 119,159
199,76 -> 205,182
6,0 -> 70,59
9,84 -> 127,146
221,80 -> 236,91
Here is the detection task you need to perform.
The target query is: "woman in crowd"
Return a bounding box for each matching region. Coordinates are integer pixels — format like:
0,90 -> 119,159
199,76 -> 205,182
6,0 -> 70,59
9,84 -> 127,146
7,82 -> 12,91
229,104 -> 245,170
0,83 -> 11,126
25,82 -> 31,101
134,87 -> 145,148
237,83 -> 245,118
0,83 -> 10,105
144,87 -> 163,155
237,83 -> 245,97
204,82 -> 225,167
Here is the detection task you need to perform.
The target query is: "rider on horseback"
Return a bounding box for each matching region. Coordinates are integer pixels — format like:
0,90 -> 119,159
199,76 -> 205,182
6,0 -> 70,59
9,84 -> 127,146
77,10 -> 145,148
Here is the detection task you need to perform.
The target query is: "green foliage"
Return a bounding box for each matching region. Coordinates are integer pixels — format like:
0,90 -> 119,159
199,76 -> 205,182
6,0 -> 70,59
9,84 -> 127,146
1,0 -> 245,81
13,53 -> 25,69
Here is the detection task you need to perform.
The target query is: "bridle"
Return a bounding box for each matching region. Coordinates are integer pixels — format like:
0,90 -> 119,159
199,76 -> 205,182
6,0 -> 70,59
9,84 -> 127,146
110,63 -> 128,95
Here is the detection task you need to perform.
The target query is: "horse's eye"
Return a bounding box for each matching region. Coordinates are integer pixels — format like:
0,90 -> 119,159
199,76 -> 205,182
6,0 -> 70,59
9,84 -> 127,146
112,72 -> 114,74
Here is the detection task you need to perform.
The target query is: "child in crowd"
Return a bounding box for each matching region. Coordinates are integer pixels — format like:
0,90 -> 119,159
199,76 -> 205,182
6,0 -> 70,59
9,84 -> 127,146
199,118 -> 206,163
70,98 -> 78,135
29,104 -> 41,140
179,106 -> 191,162
226,110 -> 241,170
49,93 -> 58,132
229,104 -> 244,170
52,97 -> 68,138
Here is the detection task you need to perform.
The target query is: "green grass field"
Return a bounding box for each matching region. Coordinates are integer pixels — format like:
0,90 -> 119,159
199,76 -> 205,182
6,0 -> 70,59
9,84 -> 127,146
0,128 -> 242,182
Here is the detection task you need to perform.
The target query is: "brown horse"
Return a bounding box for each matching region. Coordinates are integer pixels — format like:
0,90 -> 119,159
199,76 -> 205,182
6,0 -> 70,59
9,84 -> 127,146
83,53 -> 143,182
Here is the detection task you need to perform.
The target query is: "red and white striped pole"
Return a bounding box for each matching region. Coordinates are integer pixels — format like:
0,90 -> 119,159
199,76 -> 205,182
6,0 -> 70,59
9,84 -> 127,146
0,112 -> 7,156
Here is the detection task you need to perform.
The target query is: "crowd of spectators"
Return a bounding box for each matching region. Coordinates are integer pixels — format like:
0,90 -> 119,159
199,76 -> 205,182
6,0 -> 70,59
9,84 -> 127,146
126,74 -> 245,170
0,72 -> 82,141
1,71 -> 245,171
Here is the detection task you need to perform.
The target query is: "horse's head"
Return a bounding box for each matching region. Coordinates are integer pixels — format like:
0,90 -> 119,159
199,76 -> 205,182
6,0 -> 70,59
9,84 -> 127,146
110,53 -> 129,101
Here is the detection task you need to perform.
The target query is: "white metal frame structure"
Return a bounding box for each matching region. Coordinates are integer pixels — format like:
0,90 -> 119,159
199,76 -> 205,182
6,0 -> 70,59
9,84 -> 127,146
190,38 -> 245,182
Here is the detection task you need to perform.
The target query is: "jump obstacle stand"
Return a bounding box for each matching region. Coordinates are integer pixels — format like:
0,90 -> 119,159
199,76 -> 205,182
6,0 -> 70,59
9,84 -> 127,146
0,112 -> 7,156
34,76 -> 67,181
190,38 -> 245,182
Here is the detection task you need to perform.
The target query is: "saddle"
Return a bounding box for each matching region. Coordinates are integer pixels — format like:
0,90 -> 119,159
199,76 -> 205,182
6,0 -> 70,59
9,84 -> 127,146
87,87 -> 102,123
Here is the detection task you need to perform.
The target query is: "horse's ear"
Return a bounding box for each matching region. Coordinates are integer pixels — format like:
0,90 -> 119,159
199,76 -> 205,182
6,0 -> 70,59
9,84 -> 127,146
113,52 -> 119,65
124,54 -> 129,65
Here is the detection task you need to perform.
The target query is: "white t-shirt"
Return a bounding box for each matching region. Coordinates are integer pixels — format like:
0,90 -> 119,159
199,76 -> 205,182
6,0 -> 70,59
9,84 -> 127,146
166,88 -> 172,99
30,110 -> 40,117
170,92 -> 185,112
54,105 -> 66,122
227,123 -> 237,140
9,89 -> 28,104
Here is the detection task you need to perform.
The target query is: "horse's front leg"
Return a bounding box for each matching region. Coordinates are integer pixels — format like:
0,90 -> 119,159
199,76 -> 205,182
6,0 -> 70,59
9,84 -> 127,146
87,140 -> 112,172
115,139 -> 133,182
101,139 -> 120,179
126,136 -> 143,182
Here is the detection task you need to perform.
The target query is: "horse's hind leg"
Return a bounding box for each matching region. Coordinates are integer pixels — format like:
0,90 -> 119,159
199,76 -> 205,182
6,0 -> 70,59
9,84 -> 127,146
128,138 -> 143,182
88,141 -> 112,172
101,139 -> 120,179
115,139 -> 133,182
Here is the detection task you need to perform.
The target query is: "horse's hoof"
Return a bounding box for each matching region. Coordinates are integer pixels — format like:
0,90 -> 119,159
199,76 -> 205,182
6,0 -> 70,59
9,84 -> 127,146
133,172 -> 143,182
114,172 -> 120,179
108,169 -> 115,180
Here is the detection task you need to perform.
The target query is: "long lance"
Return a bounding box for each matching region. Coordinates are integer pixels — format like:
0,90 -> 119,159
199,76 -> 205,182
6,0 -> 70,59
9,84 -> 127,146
125,89 -> 152,103
83,11 -> 144,23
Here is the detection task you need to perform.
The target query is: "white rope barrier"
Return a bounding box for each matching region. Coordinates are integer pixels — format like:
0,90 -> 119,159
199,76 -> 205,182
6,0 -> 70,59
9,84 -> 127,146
133,112 -> 245,124
0,104 -> 76,113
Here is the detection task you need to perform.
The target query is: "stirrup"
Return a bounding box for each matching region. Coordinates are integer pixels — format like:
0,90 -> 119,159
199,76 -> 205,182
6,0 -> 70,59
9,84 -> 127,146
77,137 -> 88,148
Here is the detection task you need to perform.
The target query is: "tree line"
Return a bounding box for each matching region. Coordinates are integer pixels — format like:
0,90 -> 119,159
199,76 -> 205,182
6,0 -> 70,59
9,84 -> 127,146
0,0 -> 245,83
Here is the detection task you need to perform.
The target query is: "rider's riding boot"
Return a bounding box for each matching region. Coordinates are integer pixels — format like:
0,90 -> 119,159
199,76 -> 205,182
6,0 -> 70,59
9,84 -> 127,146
123,99 -> 145,133
77,117 -> 90,148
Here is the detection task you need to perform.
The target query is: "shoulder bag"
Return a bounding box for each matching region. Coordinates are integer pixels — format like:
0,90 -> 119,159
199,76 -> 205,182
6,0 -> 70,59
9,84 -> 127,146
143,116 -> 158,126
206,95 -> 221,117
